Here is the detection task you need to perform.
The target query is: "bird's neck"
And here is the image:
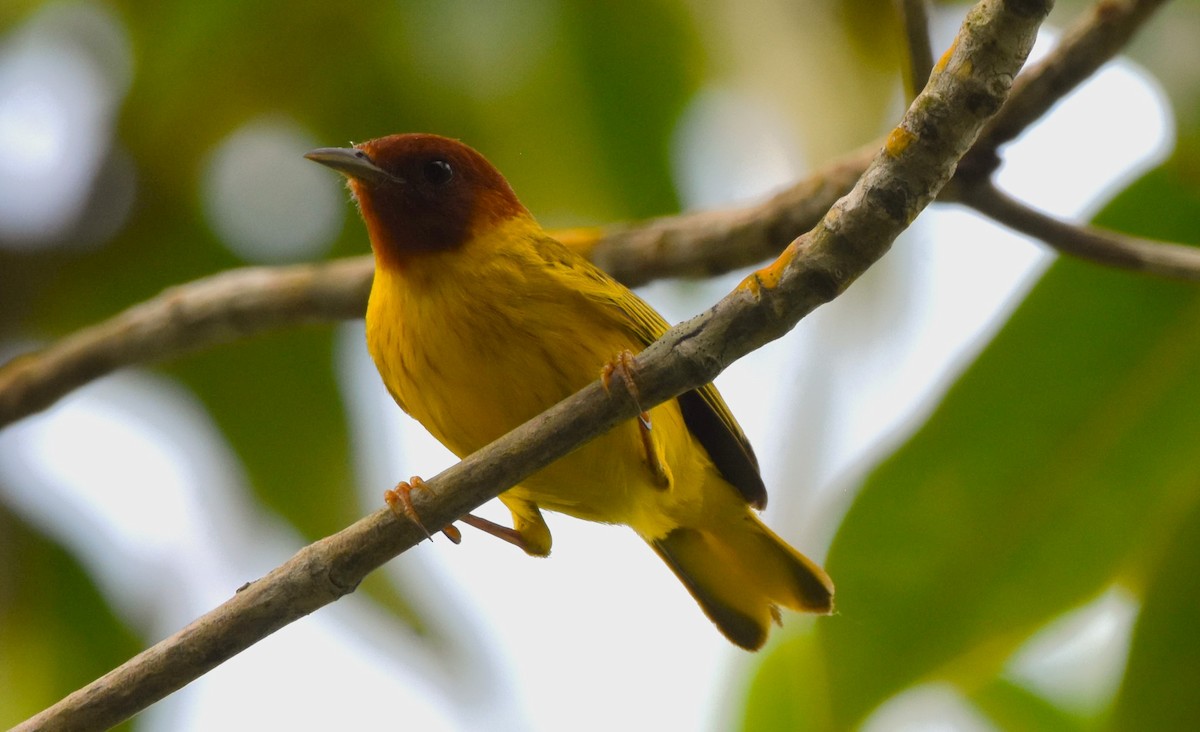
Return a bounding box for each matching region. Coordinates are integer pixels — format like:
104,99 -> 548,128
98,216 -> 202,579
369,213 -> 542,287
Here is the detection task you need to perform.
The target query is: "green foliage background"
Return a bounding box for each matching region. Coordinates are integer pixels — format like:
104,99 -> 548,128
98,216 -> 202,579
2,0 -> 1199,729
742,164 -> 1200,731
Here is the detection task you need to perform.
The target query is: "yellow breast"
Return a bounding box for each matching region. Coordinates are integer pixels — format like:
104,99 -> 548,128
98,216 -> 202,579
365,215 -> 698,532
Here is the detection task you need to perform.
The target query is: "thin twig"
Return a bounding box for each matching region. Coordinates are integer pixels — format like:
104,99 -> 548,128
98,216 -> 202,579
955,0 -> 1168,181
962,181 -> 1200,278
898,0 -> 936,99
13,0 -> 1050,727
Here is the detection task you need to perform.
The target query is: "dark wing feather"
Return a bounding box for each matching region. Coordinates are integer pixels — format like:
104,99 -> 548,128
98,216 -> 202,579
535,236 -> 768,508
675,388 -> 766,508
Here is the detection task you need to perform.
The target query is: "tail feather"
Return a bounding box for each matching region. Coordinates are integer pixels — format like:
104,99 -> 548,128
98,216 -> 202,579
649,515 -> 833,650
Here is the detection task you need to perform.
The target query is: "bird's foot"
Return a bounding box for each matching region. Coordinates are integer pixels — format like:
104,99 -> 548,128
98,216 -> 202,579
384,476 -> 461,543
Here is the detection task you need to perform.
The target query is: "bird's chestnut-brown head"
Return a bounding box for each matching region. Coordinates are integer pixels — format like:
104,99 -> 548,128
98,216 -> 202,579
305,134 -> 528,265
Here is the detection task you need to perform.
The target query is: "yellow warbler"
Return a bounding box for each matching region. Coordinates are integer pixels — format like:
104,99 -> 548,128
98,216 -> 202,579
306,134 -> 833,649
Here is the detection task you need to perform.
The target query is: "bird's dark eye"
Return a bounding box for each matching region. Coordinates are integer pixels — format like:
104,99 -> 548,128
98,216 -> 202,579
423,159 -> 454,185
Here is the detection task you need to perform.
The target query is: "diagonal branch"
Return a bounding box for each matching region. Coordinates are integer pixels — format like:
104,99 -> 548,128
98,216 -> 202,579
12,0 -> 1051,728
954,0 -> 1169,181
961,181 -> 1200,277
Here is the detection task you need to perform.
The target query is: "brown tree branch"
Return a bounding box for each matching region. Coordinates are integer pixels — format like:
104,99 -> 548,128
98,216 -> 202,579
0,258 -> 371,428
0,146 -> 873,431
13,0 -> 1051,727
578,142 -> 877,287
582,0 -> 1170,283
955,0 -> 1169,181
945,0 -> 1185,277
961,181 -> 1200,277
0,0 -> 1176,434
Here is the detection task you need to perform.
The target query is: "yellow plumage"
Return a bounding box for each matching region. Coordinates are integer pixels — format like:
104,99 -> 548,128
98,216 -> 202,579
308,133 -> 833,649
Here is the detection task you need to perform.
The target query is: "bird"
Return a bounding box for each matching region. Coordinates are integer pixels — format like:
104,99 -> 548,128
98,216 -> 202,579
306,133 -> 833,649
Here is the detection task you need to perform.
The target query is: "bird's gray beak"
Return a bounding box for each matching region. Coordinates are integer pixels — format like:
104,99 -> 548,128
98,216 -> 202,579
304,147 -> 398,185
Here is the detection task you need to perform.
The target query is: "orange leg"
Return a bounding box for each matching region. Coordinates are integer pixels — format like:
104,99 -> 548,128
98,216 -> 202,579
458,514 -> 532,553
384,476 -> 460,543
385,476 -> 539,549
636,413 -> 670,488
602,350 -> 670,488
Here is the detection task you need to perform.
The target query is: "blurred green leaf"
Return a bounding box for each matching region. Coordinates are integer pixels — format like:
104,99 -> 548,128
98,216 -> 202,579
744,158 -> 1200,729
740,629 -> 832,732
1107,490 -> 1200,730
0,505 -> 139,729
839,0 -> 902,71
557,0 -> 702,218
164,330 -> 350,537
971,678 -> 1088,732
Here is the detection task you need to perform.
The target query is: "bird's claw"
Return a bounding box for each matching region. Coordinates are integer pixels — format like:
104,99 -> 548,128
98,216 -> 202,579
601,350 -> 642,406
385,476 -> 460,543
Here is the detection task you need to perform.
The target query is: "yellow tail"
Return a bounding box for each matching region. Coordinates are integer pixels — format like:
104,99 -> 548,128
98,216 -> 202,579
649,514 -> 834,650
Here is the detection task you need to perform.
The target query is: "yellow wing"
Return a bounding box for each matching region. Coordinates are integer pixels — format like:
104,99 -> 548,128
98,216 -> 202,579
531,235 -> 768,508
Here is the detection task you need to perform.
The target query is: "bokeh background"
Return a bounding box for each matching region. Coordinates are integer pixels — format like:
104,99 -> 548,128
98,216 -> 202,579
3,0 -> 1200,730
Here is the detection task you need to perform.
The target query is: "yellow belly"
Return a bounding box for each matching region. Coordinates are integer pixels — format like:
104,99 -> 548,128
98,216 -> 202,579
365,232 -> 707,537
